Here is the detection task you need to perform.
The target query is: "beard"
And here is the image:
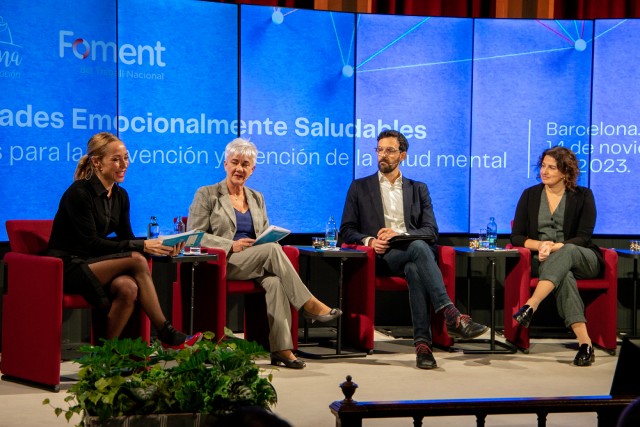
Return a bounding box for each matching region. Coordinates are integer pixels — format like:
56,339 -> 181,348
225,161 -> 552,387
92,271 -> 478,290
378,160 -> 397,174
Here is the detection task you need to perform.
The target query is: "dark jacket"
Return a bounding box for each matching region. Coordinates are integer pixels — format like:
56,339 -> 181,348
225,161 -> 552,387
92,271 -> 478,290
340,172 -> 438,245
47,174 -> 144,258
511,183 -> 604,272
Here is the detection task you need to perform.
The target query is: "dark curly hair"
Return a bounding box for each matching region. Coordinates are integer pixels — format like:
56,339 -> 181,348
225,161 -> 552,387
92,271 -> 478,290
377,129 -> 408,152
537,146 -> 579,191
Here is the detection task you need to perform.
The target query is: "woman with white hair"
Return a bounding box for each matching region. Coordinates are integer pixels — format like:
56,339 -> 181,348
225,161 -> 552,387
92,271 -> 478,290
188,138 -> 341,369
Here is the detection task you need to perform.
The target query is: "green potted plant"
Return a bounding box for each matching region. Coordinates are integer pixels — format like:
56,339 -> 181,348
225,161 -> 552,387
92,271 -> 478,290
44,331 -> 278,427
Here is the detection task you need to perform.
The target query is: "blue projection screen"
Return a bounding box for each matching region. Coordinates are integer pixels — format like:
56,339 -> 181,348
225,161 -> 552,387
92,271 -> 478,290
240,6 -> 355,232
355,15 -> 473,233
0,0 -> 117,236
1,2 -> 640,241
471,19 -> 594,234
116,0 -> 238,236
591,19 -> 640,235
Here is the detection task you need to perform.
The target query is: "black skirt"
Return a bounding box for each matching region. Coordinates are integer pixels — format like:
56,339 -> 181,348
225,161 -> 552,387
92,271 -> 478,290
49,250 -> 135,307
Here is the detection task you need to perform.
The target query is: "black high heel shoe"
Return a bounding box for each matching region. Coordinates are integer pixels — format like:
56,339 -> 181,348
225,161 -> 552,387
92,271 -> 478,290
303,308 -> 342,323
270,352 -> 306,369
513,305 -> 534,328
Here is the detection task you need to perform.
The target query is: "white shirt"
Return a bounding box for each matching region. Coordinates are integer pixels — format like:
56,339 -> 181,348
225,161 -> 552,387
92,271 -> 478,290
379,171 -> 407,233
363,171 -> 408,246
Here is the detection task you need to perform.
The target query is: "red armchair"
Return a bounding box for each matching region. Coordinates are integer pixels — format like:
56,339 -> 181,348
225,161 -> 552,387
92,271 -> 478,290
2,220 -> 150,391
172,246 -> 299,352
342,245 -> 456,351
503,246 -> 618,354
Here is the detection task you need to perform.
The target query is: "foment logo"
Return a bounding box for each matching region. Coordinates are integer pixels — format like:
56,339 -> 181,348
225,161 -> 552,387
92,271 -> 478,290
59,30 -> 166,66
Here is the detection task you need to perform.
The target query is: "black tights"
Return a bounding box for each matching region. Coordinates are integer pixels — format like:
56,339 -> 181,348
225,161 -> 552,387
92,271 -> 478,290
88,252 -> 166,339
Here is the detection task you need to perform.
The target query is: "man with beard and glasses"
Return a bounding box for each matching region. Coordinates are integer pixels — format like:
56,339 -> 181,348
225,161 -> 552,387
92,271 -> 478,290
340,130 -> 488,369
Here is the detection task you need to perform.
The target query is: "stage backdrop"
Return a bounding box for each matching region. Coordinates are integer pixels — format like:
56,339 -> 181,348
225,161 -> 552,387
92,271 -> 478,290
1,1 -> 639,241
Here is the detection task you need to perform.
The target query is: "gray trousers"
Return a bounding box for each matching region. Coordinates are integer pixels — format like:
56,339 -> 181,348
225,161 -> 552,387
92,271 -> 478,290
227,243 -> 313,352
538,243 -> 600,327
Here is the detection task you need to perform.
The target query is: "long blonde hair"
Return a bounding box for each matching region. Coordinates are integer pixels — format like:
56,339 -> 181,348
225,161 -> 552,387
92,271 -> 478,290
74,132 -> 122,181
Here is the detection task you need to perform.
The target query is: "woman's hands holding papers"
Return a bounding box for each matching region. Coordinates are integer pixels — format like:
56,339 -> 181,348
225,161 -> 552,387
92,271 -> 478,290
144,239 -> 185,256
232,237 -> 255,253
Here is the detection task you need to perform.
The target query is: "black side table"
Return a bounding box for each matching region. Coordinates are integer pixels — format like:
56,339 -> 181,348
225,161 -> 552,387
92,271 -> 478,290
454,247 -> 519,354
615,249 -> 639,336
295,246 -> 368,359
152,253 -> 218,334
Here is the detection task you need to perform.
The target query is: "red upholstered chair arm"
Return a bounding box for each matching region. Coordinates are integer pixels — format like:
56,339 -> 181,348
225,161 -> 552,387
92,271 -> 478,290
601,247 -> 618,282
352,244 -> 376,269
282,245 -> 300,273
351,244 -> 377,288
337,244 -> 376,351
201,246 -> 229,305
203,247 -> 228,276
2,252 -> 66,385
502,246 -> 533,350
5,219 -> 53,254
437,245 -> 455,289
4,252 -> 64,308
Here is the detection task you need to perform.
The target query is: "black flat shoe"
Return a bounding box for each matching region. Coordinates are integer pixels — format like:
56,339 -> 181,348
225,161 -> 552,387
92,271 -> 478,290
270,352 -> 306,369
513,305 -> 534,328
303,308 -> 342,323
573,344 -> 595,367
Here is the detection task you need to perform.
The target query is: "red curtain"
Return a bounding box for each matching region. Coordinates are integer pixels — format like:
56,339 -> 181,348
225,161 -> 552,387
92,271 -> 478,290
370,0 -> 495,18
554,0 -> 640,19
210,0 -> 640,18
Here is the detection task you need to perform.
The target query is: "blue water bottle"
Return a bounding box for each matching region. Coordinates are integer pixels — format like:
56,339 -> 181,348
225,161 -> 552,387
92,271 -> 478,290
487,217 -> 498,249
325,215 -> 338,249
147,216 -> 160,239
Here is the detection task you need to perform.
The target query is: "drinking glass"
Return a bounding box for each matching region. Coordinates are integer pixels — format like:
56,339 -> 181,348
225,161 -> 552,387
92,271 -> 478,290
312,237 -> 325,249
479,228 -> 488,249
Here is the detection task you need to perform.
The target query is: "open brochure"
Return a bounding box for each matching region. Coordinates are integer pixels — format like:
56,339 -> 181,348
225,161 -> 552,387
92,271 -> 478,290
160,230 -> 204,247
254,225 -> 291,245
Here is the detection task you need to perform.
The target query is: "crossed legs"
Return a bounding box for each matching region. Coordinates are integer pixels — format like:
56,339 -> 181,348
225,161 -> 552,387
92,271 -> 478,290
228,243 -> 336,362
523,244 -> 599,346
88,252 -> 167,339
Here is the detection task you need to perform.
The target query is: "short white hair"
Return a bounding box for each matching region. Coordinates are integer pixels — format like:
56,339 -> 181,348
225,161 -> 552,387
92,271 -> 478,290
225,138 -> 257,164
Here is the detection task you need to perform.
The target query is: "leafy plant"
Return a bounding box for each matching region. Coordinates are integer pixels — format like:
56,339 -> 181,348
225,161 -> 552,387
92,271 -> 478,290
44,331 -> 277,426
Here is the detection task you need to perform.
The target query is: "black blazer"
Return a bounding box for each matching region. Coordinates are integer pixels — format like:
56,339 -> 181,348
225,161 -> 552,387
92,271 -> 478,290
340,172 -> 438,245
47,174 -> 143,258
510,183 -> 603,272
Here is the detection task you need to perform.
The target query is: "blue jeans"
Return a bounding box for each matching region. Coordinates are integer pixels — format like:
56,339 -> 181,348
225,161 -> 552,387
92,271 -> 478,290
378,240 -> 452,345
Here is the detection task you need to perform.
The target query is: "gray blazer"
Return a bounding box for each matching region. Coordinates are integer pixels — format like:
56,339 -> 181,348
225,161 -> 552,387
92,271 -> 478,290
187,179 -> 269,253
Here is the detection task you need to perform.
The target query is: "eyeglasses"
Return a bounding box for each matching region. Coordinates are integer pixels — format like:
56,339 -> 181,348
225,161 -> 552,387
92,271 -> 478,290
374,147 -> 401,155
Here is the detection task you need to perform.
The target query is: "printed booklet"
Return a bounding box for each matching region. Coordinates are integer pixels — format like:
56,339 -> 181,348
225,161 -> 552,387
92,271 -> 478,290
161,230 -> 204,247
254,225 -> 291,245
